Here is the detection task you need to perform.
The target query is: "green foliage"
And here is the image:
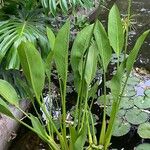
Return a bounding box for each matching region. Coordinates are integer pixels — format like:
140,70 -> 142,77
84,43 -> 98,85
0,98 -> 15,118
0,2 -> 149,150
108,4 -> 124,58
18,42 -> 45,102
0,79 -> 19,106
145,89 -> 150,97
54,20 -> 70,85
125,108 -> 149,125
112,118 -> 131,137
71,24 -> 93,91
136,144 -> 150,150
30,114 -> 48,140
134,96 -> 150,109
137,123 -> 150,139
0,1 -> 49,69
94,20 -> 112,72
41,0 -> 94,15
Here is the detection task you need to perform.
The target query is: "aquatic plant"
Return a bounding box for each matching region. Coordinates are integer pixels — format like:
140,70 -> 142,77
0,1 -> 149,150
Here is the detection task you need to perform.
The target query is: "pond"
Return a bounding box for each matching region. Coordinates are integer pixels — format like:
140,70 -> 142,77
117,0 -> 150,70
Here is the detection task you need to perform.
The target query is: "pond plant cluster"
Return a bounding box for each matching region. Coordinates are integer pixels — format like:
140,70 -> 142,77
0,0 -> 149,150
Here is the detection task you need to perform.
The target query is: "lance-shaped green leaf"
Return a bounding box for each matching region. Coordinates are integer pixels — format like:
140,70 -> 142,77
104,61 -> 126,149
60,0 -> 68,13
0,98 -> 15,118
18,42 -> 45,101
46,27 -> 55,51
94,20 -> 112,72
108,4 -> 124,57
54,20 -> 70,85
0,79 -> 19,106
30,114 -> 47,139
71,25 -> 94,90
84,43 -> 98,85
69,126 -> 78,150
110,60 -> 126,98
73,126 -> 87,150
30,114 -> 60,150
126,30 -> 150,74
49,0 -> 56,15
45,27 -> 55,77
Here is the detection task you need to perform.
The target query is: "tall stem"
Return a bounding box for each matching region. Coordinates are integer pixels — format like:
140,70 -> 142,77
74,80 -> 82,129
59,79 -> 68,150
124,0 -> 132,60
81,88 -> 89,129
99,72 -> 107,144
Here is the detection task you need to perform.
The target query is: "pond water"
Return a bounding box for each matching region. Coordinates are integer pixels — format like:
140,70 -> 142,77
117,0 -> 150,70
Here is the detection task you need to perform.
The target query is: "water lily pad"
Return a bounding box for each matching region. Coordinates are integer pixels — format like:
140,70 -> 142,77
124,85 -> 135,92
112,118 -> 131,137
106,106 -> 126,117
117,109 -> 126,117
125,108 -> 149,125
134,96 -> 150,109
127,76 -> 140,86
137,123 -> 150,139
136,143 -> 150,150
120,97 -> 134,109
145,89 -> 150,97
98,94 -> 113,106
123,88 -> 136,97
122,84 -> 136,97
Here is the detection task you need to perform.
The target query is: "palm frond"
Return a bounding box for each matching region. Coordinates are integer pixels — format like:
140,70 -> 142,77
40,0 -> 95,15
0,8 -> 49,69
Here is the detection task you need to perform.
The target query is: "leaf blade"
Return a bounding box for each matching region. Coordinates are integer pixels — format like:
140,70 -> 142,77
18,42 -> 45,101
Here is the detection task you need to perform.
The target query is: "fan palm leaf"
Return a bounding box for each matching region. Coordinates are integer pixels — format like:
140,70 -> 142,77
40,0 -> 95,15
0,5 -> 49,70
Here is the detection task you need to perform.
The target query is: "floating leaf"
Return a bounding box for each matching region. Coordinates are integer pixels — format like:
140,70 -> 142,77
136,143 -> 150,150
138,123 -> 150,139
119,97 -> 134,109
113,118 -> 131,137
123,89 -> 136,97
126,76 -> 140,86
106,106 -> 126,117
125,108 -> 148,125
134,96 -> 150,109
99,94 -> 113,106
144,89 -> 150,97
0,79 -> 19,106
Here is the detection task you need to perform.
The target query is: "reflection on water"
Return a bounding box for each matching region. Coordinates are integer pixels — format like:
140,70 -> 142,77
117,0 -> 150,70
135,79 -> 150,96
